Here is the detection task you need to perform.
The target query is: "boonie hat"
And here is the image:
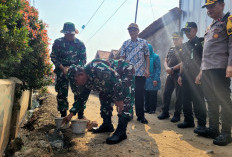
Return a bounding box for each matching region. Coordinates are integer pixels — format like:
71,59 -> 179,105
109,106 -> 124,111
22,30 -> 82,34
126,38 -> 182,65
60,22 -> 79,34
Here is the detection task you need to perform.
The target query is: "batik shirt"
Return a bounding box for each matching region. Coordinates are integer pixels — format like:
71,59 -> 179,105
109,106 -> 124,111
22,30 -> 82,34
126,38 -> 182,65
120,38 -> 149,76
50,37 -> 86,73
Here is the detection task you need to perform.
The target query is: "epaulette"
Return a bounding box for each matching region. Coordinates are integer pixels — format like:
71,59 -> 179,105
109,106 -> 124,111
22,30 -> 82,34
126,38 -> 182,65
227,15 -> 232,36
221,12 -> 230,22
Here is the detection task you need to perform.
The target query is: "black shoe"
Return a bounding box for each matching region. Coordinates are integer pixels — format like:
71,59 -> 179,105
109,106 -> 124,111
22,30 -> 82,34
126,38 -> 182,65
194,127 -> 219,139
193,125 -> 206,134
144,110 -> 150,113
60,110 -> 67,117
106,131 -> 127,145
213,133 -> 232,146
92,124 -> 114,133
170,115 -> 180,123
137,117 -> 148,124
157,112 -> 170,120
177,122 -> 195,128
149,110 -> 155,114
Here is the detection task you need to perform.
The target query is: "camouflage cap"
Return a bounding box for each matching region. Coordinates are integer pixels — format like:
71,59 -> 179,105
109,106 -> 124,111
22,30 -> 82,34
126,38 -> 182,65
127,23 -> 139,30
68,64 -> 84,81
172,32 -> 183,39
60,22 -> 79,34
202,0 -> 224,8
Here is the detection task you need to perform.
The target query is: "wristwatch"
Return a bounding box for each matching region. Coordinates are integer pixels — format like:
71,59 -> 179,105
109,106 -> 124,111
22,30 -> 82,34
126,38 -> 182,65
171,67 -> 174,71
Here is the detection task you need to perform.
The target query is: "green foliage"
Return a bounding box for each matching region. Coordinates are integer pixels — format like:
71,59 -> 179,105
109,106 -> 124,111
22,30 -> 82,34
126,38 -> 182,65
0,0 -> 31,78
0,0 -> 52,90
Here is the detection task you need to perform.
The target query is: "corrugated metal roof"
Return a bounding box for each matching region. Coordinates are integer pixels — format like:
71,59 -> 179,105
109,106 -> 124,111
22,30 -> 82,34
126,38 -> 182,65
180,0 -> 232,37
139,7 -> 182,39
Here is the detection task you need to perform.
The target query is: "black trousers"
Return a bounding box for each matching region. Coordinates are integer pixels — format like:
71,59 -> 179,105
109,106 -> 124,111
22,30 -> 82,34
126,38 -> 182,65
135,76 -> 146,119
163,73 -> 182,115
145,90 -> 158,112
202,69 -> 232,133
182,76 -> 206,126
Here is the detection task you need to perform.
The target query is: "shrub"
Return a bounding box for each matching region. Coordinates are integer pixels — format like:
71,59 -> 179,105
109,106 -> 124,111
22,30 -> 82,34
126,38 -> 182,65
0,0 -> 53,90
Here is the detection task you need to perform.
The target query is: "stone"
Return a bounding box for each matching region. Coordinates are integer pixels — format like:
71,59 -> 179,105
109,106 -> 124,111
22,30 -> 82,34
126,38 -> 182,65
24,148 -> 34,156
51,140 -> 63,151
39,140 -> 50,148
48,129 -> 55,135
205,150 -> 214,154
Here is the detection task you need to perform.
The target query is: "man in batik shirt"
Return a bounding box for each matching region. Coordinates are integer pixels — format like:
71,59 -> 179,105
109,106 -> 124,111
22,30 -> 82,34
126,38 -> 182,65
120,23 -> 150,124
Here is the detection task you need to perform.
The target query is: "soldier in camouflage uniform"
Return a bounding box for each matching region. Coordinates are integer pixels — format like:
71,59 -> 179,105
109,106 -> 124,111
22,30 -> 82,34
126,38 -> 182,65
63,59 -> 135,145
50,22 -> 86,118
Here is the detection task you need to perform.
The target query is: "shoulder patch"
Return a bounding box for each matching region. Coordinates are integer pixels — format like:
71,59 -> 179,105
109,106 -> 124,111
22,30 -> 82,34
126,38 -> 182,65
227,15 -> 232,36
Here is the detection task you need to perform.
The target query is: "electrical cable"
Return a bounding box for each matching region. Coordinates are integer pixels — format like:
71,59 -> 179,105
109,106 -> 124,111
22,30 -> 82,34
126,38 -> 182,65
81,0 -> 106,33
86,0 -> 128,43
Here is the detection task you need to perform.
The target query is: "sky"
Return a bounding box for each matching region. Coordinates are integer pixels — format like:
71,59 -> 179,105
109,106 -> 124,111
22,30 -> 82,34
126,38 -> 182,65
34,0 -> 179,62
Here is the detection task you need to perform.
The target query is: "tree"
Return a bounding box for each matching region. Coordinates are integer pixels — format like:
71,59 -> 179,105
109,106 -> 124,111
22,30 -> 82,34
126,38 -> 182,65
0,0 -> 53,90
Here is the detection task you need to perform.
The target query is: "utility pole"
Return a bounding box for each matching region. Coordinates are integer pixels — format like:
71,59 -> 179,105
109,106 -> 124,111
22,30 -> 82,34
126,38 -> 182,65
134,0 -> 139,23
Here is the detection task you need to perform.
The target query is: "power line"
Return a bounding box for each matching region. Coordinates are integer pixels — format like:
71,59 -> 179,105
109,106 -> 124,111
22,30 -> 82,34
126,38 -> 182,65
135,0 -> 139,23
86,0 -> 128,43
80,0 -> 106,33
150,0 -> 155,20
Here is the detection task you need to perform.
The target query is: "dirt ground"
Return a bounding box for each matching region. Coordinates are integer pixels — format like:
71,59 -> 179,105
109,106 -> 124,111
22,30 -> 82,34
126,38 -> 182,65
9,86 -> 232,157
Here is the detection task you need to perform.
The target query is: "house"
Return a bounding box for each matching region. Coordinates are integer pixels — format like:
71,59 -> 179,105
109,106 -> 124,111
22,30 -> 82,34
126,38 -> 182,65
95,49 -> 119,60
109,49 -> 120,59
139,0 -> 232,102
95,50 -> 111,60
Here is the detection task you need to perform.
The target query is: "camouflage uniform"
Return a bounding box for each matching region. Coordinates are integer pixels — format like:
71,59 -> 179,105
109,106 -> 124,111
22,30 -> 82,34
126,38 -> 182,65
68,59 -> 135,120
50,37 -> 86,115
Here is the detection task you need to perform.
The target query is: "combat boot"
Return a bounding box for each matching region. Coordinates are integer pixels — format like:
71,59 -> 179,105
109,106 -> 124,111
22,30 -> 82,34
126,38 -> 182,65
195,127 -> 219,139
106,116 -> 128,144
92,117 -> 114,133
194,125 -> 207,134
157,112 -> 170,120
177,121 -> 195,128
213,123 -> 232,146
213,133 -> 232,146
170,114 -> 180,123
92,123 -> 114,133
60,110 -> 67,117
